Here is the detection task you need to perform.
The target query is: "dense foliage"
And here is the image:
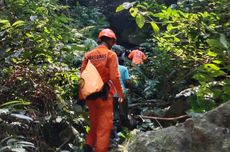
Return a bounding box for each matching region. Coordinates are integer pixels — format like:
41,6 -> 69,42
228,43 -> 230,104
117,0 -> 230,112
0,0 -> 108,151
0,0 -> 229,151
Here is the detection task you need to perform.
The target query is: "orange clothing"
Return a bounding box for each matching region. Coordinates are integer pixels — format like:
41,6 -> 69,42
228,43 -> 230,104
81,45 -> 124,152
81,45 -> 124,98
86,95 -> 113,152
128,49 -> 147,64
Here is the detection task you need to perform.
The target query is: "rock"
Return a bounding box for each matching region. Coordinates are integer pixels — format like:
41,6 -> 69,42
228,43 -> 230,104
126,101 -> 230,152
184,118 -> 194,130
161,100 -> 191,127
205,102 -> 230,129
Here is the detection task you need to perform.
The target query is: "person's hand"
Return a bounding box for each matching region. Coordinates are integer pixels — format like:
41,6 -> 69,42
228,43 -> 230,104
118,97 -> 124,103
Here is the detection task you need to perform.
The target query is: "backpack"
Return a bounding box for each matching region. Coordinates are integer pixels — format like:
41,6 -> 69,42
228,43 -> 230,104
79,60 -> 104,100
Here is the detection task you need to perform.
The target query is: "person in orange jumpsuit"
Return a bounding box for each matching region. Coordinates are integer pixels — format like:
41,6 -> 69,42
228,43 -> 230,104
81,28 -> 124,152
128,48 -> 147,65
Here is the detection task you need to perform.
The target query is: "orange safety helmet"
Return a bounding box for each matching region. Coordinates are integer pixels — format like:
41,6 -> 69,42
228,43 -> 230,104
98,28 -> 117,41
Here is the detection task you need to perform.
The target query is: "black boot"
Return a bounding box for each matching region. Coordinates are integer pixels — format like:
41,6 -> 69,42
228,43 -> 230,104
82,144 -> 93,152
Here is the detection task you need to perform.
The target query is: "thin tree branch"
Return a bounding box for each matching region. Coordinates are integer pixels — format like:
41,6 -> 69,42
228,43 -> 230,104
136,114 -> 189,121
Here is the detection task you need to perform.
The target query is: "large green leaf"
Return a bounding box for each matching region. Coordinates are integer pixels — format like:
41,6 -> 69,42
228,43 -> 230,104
203,64 -> 225,77
0,19 -> 10,25
204,64 -> 220,70
220,34 -> 229,49
150,21 -> 159,34
116,4 -> 125,12
12,20 -> 25,27
135,14 -> 145,28
130,8 -> 138,17
207,39 -> 225,49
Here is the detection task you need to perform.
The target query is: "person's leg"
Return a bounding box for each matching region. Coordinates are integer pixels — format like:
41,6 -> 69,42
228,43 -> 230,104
95,97 -> 113,152
111,97 -> 118,139
113,97 -> 119,122
119,98 -> 130,128
110,97 -> 119,148
85,100 -> 98,148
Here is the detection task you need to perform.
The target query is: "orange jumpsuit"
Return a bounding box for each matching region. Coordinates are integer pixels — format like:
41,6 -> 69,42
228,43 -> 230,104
128,49 -> 147,64
81,45 -> 124,152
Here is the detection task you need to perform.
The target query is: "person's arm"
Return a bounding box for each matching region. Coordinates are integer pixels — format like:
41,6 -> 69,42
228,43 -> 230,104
142,52 -> 147,61
124,67 -> 131,89
108,53 -> 124,99
128,51 -> 133,59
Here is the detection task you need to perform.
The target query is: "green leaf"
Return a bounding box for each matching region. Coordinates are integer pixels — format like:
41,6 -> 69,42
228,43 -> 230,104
193,73 -> 210,82
72,44 -> 85,51
44,27 -> 50,34
207,50 -> 217,57
167,7 -> 172,15
150,21 -> 159,34
0,19 -> 11,29
204,64 -> 220,70
212,60 -> 221,64
135,14 -> 145,28
59,15 -> 69,23
173,36 -> 180,42
47,56 -> 53,63
26,32 -> 33,38
207,39 -> 224,49
86,126 -> 90,133
203,64 -> 225,77
223,85 -> 230,95
11,58 -> 18,63
12,20 -> 25,27
211,70 -> 225,77
225,65 -> 230,71
146,11 -> 155,17
129,8 -> 138,17
220,34 -> 229,49
0,100 -> 31,108
116,4 -> 125,12
118,132 -> 126,139
0,19 -> 10,25
167,24 -> 173,31
136,4 -> 147,10
224,79 -> 230,85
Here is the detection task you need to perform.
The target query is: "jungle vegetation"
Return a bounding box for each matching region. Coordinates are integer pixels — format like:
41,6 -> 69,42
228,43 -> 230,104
0,0 -> 229,151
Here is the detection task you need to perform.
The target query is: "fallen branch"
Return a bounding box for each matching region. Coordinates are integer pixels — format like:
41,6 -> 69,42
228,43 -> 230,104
136,114 -> 190,121
146,99 -> 166,103
154,118 -> 163,129
129,101 -> 171,108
